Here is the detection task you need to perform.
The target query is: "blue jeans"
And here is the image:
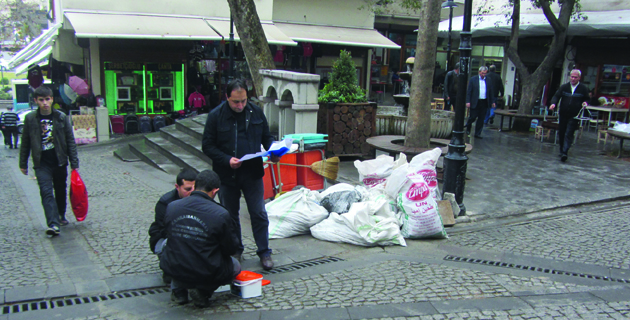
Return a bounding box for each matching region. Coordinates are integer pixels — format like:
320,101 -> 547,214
219,177 -> 271,257
171,257 -> 241,293
34,163 -> 68,228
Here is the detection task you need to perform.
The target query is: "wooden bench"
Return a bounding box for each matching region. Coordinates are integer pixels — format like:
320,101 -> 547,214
605,130 -> 630,158
494,109 -> 558,132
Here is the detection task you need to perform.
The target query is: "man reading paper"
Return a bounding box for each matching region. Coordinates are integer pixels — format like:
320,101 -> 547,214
202,79 -> 279,270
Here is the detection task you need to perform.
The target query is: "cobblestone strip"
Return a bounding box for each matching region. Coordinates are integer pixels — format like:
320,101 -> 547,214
363,300 -> 630,319
195,260 -> 613,314
449,207 -> 630,270
0,151 -> 69,289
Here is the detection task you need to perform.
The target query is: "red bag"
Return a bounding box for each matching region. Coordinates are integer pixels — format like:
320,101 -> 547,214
69,169 -> 88,221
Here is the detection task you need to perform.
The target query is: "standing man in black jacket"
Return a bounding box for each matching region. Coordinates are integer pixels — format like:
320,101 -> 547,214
443,63 -> 459,111
549,69 -> 590,162
465,66 -> 496,139
484,65 -> 504,125
160,170 -> 241,307
202,79 -> 279,270
19,86 -> 79,236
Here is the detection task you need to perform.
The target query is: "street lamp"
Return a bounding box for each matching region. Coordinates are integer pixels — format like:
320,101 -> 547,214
441,1 -> 458,71
442,0 -> 471,215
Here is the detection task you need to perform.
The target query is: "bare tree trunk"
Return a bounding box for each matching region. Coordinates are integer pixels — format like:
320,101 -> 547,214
405,0 -> 442,148
226,0 -> 275,98
505,0 -> 575,131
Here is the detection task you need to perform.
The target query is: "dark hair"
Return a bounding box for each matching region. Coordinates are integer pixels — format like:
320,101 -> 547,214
176,168 -> 197,186
33,86 -> 53,98
194,170 -> 221,192
489,65 -> 496,72
226,79 -> 247,98
454,62 -> 460,70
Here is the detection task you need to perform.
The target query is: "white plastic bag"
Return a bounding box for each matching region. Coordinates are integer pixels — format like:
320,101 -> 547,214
310,212 -> 373,246
397,174 -> 447,239
354,153 -> 408,188
408,148 -> 442,201
344,195 -> 406,246
266,188 -> 329,239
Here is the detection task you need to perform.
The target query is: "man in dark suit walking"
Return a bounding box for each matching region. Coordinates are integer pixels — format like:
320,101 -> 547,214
465,66 -> 496,139
443,63 -> 460,111
484,65 -> 504,125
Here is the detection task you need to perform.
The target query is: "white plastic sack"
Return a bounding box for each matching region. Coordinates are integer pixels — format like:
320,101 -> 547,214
267,188 -> 329,239
310,212 -> 374,246
397,174 -> 447,239
408,148 -> 442,201
343,195 -> 406,247
320,184 -> 368,214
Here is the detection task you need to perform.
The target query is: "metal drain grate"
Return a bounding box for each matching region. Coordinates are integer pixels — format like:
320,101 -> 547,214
0,287 -> 170,315
445,255 -> 629,283
261,256 -> 344,275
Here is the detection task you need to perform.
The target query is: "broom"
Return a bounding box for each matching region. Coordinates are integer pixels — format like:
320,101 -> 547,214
264,157 -> 340,181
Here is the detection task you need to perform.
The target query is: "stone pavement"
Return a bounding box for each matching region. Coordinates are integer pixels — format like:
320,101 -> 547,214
1,124 -> 630,319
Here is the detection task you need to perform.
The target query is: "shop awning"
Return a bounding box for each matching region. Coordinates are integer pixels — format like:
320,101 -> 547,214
64,11 -> 222,40
6,23 -> 61,70
205,18 -> 297,46
15,46 -> 52,75
275,23 -> 401,49
437,10 -> 630,38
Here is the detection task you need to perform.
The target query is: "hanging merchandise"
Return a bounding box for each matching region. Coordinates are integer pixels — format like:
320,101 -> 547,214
27,65 -> 44,89
188,91 -> 206,110
219,39 -> 226,57
59,84 -> 73,104
205,60 -> 217,73
68,76 -> 90,96
274,46 -> 285,63
303,42 -> 313,57
63,84 -> 79,103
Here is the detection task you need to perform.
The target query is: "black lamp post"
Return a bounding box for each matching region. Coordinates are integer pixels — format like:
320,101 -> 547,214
229,14 -> 235,82
442,0 -> 472,215
441,1 -> 458,71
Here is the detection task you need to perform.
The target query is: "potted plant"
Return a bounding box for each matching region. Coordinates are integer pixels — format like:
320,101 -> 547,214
317,50 -> 376,157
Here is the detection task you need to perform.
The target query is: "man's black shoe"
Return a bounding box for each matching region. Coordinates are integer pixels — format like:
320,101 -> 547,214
474,135 -> 483,139
189,289 -> 211,308
170,289 -> 189,305
489,118 -> 494,125
560,154 -> 568,162
261,255 -> 274,271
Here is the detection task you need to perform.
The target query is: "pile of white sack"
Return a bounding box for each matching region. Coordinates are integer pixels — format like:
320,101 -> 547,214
265,148 -> 447,247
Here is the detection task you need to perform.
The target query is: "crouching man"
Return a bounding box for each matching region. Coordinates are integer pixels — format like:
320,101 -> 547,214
160,170 -> 241,307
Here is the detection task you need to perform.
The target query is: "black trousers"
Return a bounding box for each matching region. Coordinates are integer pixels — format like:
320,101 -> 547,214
558,115 -> 579,155
465,99 -> 488,137
3,127 -> 18,147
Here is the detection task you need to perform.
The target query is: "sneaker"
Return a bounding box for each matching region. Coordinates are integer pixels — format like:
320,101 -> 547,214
560,154 -> 568,162
170,289 -> 189,305
189,289 -> 211,308
59,218 -> 69,226
46,226 -> 60,236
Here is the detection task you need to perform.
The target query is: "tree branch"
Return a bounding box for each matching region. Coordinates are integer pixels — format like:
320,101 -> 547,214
539,0 -> 563,32
506,0 -> 530,80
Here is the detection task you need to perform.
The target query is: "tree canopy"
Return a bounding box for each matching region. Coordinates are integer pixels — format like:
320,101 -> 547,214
0,0 -> 47,49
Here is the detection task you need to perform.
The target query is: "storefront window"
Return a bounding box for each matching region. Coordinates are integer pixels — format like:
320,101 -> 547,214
103,62 -> 184,115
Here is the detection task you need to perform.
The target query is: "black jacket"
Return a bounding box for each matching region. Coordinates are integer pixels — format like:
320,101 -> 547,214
19,108 -> 79,169
443,70 -> 459,100
466,75 -> 496,109
202,101 -> 274,186
148,189 -> 180,253
486,72 -> 504,98
550,82 -> 590,118
160,191 -> 239,285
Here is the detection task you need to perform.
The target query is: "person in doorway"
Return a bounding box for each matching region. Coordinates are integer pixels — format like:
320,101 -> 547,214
160,170 -> 241,307
465,66 -> 496,139
1,105 -> 19,148
484,65 -> 504,125
202,79 -> 279,271
549,69 -> 590,162
148,168 -> 197,283
19,86 -> 79,236
443,63 -> 460,111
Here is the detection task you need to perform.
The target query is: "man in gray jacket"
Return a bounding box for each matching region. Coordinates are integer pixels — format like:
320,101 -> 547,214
19,86 -> 79,236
